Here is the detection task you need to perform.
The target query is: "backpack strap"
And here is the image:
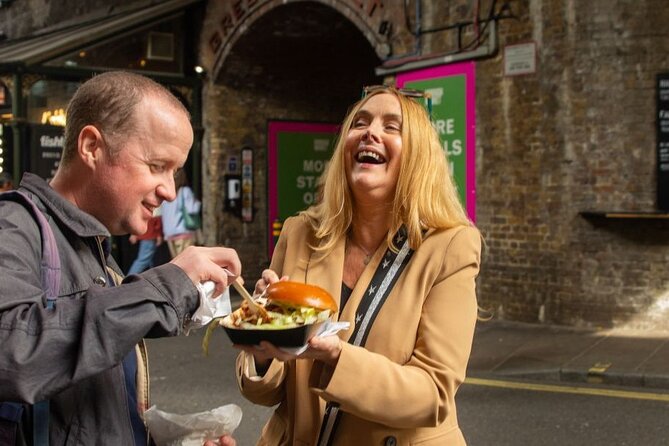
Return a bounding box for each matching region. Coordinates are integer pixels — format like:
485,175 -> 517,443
0,189 -> 60,446
1,190 -> 61,306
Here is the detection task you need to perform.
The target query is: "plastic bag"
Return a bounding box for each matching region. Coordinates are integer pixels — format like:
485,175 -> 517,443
144,404 -> 242,446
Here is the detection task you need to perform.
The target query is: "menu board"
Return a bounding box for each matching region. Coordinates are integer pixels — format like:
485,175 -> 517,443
30,124 -> 63,182
267,121 -> 339,256
657,73 -> 669,210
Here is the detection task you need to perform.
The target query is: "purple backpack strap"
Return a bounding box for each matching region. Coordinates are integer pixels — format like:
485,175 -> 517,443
0,189 -> 59,445
0,190 -> 61,308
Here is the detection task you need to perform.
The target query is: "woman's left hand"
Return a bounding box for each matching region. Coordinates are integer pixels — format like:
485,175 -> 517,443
236,334 -> 342,366
303,334 -> 342,366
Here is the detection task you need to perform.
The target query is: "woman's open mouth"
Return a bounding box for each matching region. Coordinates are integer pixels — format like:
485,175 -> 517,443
355,150 -> 386,165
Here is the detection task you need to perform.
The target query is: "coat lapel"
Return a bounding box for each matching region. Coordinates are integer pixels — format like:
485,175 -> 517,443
304,235 -> 389,342
304,236 -> 346,312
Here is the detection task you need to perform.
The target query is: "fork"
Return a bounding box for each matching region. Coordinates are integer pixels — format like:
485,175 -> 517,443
230,277 -> 270,320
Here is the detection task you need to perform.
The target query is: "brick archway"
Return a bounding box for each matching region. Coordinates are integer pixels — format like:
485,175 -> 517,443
205,0 -> 390,81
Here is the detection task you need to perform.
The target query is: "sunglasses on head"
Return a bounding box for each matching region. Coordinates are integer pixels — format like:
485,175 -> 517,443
361,85 -> 433,119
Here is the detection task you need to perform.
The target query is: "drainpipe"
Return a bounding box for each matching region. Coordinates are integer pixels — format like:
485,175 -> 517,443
375,20 -> 498,76
191,74 -> 203,198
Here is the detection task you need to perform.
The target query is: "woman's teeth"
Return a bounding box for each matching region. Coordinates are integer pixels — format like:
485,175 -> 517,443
356,150 -> 384,164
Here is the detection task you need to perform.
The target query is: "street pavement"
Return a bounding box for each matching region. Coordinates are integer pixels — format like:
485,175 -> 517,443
146,291 -> 669,445
468,319 -> 669,389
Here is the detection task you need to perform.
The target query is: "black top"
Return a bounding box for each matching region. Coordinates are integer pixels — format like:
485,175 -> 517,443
340,282 -> 353,313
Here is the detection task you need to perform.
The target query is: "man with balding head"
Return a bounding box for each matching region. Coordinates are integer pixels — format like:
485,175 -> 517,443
0,72 -> 237,445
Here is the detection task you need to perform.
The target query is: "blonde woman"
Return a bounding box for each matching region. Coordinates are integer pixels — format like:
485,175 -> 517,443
236,86 -> 481,445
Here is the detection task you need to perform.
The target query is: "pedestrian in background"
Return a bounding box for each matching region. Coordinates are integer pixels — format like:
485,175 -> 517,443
161,169 -> 201,258
0,71 -> 238,446
0,171 -> 13,192
235,85 -> 481,445
127,205 -> 164,275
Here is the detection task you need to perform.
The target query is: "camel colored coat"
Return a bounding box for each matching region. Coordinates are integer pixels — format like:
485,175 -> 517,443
236,215 -> 481,446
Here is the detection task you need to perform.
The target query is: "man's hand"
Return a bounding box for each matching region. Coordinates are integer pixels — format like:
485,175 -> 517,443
129,235 -> 138,244
170,246 -> 242,295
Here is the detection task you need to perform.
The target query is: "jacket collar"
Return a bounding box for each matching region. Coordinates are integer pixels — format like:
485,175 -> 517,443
19,172 -> 111,239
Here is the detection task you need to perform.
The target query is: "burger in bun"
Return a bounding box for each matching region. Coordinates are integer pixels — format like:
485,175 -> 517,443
228,281 -> 337,329
203,281 -> 338,352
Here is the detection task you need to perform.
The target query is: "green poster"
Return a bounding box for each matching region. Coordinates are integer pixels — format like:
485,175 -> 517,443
268,121 -> 339,255
397,63 -> 476,220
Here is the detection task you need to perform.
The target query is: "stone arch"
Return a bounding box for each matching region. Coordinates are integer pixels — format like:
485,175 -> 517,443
210,0 -> 390,81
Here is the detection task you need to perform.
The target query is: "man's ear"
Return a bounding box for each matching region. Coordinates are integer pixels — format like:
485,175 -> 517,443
77,125 -> 106,168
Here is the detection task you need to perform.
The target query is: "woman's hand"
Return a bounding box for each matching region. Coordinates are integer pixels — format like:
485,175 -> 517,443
236,335 -> 343,368
304,334 -> 343,366
253,269 -> 289,297
235,341 -> 291,373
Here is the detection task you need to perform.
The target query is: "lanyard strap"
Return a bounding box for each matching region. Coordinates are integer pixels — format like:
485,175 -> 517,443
317,229 -> 414,446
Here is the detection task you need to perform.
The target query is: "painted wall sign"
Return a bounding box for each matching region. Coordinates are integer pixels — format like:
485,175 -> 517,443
267,121 -> 339,256
397,62 -> 477,221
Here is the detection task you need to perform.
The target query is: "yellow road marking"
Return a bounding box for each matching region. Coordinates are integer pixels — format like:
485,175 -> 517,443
465,377 -> 669,402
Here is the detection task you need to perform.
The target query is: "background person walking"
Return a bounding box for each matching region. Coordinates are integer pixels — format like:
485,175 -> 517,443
161,169 -> 201,257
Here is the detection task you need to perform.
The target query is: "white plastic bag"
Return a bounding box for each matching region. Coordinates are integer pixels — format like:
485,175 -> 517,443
144,404 -> 242,446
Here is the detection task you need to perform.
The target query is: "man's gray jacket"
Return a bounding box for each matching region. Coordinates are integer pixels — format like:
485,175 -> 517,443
0,173 -> 200,445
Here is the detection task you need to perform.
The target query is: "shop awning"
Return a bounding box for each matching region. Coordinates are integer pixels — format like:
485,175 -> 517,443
0,0 -> 201,68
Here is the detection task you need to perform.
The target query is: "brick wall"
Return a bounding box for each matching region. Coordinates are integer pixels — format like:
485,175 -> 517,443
3,0 -> 667,329
472,0 -> 669,329
200,0 -> 669,329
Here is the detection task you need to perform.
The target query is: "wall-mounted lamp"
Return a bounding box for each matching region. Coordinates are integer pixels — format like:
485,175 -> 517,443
194,65 -> 205,75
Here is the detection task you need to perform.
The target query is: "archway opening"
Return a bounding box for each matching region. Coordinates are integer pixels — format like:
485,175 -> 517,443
212,2 -> 381,277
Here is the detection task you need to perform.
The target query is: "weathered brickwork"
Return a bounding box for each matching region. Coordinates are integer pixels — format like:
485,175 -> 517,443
473,0 -> 669,329
2,0 -> 668,328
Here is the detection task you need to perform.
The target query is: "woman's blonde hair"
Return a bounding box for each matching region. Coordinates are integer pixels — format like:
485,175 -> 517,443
303,86 -> 472,255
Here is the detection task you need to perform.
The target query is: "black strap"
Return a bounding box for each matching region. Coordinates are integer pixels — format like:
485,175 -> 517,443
317,229 -> 414,446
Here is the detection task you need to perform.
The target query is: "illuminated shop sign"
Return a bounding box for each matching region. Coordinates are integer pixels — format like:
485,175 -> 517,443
41,108 -> 66,127
30,125 -> 64,181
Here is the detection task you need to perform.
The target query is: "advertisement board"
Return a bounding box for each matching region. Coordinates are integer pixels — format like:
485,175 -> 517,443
29,124 -> 64,182
267,121 -> 339,255
397,62 -> 477,221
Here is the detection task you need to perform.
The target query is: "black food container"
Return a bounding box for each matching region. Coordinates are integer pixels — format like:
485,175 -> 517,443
222,316 -> 326,347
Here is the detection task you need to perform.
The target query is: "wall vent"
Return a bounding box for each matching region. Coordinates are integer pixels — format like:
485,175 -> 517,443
147,32 -> 174,61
